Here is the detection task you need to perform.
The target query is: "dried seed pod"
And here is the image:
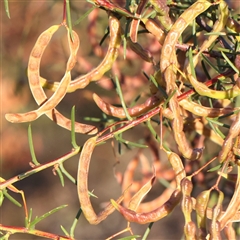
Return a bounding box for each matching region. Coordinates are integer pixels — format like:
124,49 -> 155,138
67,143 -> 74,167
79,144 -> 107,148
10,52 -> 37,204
93,93 -> 161,118
77,137 -> 127,224
219,111 -> 240,163
160,0 -> 212,160
128,170 -> 156,211
184,221 -> 197,240
111,189 -> 182,224
167,151 -> 186,187
185,1 -> 240,99
5,24 -> 97,134
195,190 -> 211,239
219,164 -> 240,229
141,18 -> 165,44
137,180 -> 176,212
41,13 -> 122,92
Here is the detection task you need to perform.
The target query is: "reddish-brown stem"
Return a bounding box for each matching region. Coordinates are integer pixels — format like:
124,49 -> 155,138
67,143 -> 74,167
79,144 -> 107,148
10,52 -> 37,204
0,224 -> 72,240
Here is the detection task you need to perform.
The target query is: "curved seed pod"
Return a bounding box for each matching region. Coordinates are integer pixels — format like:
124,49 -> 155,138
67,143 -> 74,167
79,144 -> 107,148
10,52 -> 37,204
219,164 -> 240,229
128,170 -> 156,211
5,72 -> 71,123
94,88 -> 237,121
121,156 -> 140,207
5,25 -> 97,134
209,191 -> 224,240
137,180 -> 176,212
111,189 -> 182,224
179,99 -> 237,118
141,18 -> 165,44
160,0 -> 212,160
166,151 -> 186,187
41,13 -> 122,92
77,137 -> 125,224
5,26 -> 72,122
34,28 -> 97,134
218,111 -> 240,163
5,25 -> 58,121
192,0 -> 228,68
93,93 -> 161,118
195,190 -> 211,239
129,0 -> 148,42
185,1 -> 239,99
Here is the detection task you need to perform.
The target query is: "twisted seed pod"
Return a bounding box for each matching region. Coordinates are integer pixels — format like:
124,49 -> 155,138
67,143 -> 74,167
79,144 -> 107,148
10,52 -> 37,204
5,25 -> 97,134
160,0 -> 212,160
6,27 -> 72,121
40,13 -> 122,92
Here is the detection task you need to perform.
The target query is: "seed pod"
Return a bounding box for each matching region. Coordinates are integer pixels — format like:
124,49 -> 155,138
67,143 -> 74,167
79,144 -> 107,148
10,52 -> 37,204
167,152 -> 186,187
195,190 -> 211,239
219,164 -> 240,229
5,24 -> 97,134
93,93 -> 161,119
185,1 -> 240,99
77,137 -> 126,224
128,171 -> 156,211
160,0 -> 212,160
111,189 -> 182,224
218,111 -> 240,163
184,221 -> 197,240
41,13 -> 122,92
141,18 -> 165,44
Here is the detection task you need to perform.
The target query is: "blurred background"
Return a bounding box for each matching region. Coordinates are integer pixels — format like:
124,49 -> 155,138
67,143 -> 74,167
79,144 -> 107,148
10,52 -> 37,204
1,0 -> 239,239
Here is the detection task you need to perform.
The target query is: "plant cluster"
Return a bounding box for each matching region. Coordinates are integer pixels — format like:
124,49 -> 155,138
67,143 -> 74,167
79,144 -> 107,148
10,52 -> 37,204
1,0 -> 240,239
